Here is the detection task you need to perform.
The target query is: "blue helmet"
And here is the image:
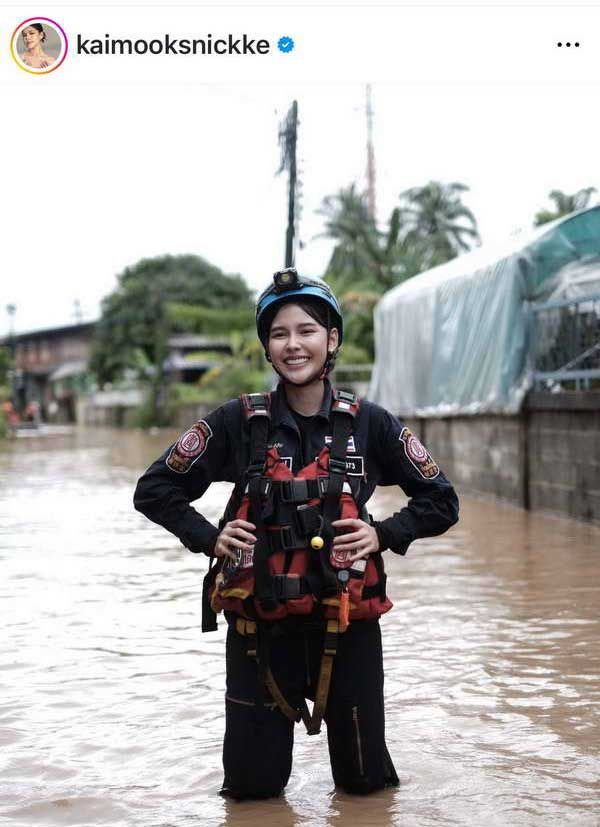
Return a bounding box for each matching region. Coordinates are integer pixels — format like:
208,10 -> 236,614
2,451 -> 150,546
256,268 -> 344,347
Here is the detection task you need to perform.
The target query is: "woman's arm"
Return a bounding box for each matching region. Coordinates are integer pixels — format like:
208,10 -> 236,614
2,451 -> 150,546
370,405 -> 459,555
133,400 -> 240,556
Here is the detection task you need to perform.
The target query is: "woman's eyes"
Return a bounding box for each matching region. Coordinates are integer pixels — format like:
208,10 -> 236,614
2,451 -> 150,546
272,329 -> 317,339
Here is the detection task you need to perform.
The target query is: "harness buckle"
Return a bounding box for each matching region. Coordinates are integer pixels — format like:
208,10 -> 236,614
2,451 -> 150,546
246,461 -> 264,479
296,503 -> 321,536
280,525 -> 295,549
329,458 -> 347,476
281,479 -> 309,502
332,389 -> 358,417
260,478 -> 272,497
272,574 -> 302,599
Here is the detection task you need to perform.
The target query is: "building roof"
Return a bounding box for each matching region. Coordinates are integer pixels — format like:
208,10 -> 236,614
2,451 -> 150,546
0,321 -> 96,346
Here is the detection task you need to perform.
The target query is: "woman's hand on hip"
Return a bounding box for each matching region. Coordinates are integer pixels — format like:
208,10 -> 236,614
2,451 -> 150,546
331,518 -> 379,561
214,519 -> 257,561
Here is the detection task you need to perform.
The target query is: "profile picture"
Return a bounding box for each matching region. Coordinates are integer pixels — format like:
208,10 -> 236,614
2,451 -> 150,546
10,17 -> 68,74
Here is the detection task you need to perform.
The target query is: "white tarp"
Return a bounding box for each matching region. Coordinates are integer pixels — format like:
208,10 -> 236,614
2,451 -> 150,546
368,206 -> 600,416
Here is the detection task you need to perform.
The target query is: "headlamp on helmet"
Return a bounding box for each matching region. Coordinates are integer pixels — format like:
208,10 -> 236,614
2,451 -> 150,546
273,267 -> 302,292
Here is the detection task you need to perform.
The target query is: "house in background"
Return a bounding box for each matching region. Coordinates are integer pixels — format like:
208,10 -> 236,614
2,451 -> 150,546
1,323 -> 233,423
2,322 -> 95,422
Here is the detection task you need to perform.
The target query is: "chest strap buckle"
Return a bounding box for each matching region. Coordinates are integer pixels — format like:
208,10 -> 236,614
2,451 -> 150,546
329,457 -> 347,476
280,479 -> 309,502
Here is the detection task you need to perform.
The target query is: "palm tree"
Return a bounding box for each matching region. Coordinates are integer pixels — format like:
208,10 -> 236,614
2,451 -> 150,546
317,186 -> 426,294
534,187 -> 597,227
317,185 -> 378,291
396,181 -> 480,266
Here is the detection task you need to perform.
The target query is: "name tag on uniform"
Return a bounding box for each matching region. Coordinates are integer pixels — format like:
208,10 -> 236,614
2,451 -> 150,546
344,455 -> 364,476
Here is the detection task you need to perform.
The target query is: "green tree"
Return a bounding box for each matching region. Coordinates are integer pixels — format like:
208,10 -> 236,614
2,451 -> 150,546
318,181 -> 480,362
0,346 -> 11,388
318,186 -> 431,360
318,185 -> 426,295
396,180 -> 480,266
197,332 -> 270,402
0,346 -> 12,438
534,187 -> 598,227
90,254 -> 252,424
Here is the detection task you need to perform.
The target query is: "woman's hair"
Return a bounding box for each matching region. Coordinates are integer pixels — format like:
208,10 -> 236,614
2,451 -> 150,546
23,23 -> 46,42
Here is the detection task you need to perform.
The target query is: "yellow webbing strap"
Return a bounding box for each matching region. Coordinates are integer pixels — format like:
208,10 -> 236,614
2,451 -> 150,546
234,616 -> 341,735
236,618 -> 257,656
236,618 -> 257,636
264,669 -> 302,723
305,619 -> 339,735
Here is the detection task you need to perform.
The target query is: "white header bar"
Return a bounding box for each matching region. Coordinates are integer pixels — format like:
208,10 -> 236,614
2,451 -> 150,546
2,6 -> 597,85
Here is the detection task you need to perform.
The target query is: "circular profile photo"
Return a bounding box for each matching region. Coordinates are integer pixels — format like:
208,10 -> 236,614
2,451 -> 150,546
10,17 -> 68,75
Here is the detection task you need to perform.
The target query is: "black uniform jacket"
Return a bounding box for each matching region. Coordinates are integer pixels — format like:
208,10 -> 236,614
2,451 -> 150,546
133,380 -> 459,557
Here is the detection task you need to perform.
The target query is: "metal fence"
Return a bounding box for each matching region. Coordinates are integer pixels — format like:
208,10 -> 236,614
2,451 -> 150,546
529,292 -> 600,391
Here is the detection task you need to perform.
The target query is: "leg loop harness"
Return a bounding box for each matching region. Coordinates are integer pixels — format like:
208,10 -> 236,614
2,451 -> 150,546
235,617 -> 340,736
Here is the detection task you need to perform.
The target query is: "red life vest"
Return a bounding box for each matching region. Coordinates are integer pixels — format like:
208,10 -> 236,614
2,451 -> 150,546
204,391 -> 392,629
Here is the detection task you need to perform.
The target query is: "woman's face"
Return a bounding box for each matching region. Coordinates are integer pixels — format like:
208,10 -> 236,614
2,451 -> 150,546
267,303 -> 338,384
22,27 -> 44,50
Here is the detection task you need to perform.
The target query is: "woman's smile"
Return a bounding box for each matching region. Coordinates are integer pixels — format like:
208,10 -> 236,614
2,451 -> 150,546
284,355 -> 311,367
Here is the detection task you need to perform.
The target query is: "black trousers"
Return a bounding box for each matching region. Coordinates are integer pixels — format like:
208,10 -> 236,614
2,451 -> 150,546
221,616 -> 399,799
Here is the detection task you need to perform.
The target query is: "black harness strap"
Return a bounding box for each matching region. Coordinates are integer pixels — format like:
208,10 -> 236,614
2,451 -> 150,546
243,393 -> 279,613
201,558 -> 219,632
202,480 -> 248,632
319,390 -> 360,594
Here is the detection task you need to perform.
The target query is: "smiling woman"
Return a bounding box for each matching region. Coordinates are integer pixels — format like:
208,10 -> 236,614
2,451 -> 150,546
19,23 -> 57,69
134,267 -> 459,800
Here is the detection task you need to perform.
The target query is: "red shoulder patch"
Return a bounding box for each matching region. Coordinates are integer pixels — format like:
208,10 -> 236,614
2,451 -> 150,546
166,420 -> 213,474
399,427 -> 440,479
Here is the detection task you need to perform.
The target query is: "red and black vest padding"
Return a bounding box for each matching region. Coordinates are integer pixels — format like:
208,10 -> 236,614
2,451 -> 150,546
201,390 -> 392,632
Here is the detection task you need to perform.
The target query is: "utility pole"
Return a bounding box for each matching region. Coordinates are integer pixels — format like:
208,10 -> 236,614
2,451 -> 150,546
5,304 -> 17,408
365,84 -> 377,224
6,304 -> 16,340
277,100 -> 299,267
73,299 -> 83,324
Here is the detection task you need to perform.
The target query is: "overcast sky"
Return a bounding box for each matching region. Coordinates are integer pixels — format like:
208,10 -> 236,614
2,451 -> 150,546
2,81 -> 599,336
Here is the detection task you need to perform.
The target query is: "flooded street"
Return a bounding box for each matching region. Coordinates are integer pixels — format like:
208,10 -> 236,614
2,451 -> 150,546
1,426 -> 599,827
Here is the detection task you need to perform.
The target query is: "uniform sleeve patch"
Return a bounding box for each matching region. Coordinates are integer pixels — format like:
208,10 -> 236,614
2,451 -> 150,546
399,427 -> 439,479
166,420 -> 213,474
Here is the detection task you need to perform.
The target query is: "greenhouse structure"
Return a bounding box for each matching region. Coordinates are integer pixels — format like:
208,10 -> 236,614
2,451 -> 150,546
368,206 -> 600,418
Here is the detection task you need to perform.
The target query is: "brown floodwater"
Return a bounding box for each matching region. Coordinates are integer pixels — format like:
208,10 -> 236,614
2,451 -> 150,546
1,426 -> 599,827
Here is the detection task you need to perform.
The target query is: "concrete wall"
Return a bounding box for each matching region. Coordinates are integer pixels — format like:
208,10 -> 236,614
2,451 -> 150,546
526,392 -> 600,523
415,391 -> 600,525
77,388 -> 145,428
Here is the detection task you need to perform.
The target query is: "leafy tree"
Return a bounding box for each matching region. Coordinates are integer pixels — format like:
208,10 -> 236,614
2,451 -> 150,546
534,187 -> 598,227
198,332 -> 270,402
317,185 -> 425,295
396,180 -> 480,266
0,346 -> 11,388
318,180 -> 480,362
90,254 -> 252,424
0,347 -> 12,438
165,303 -> 254,336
